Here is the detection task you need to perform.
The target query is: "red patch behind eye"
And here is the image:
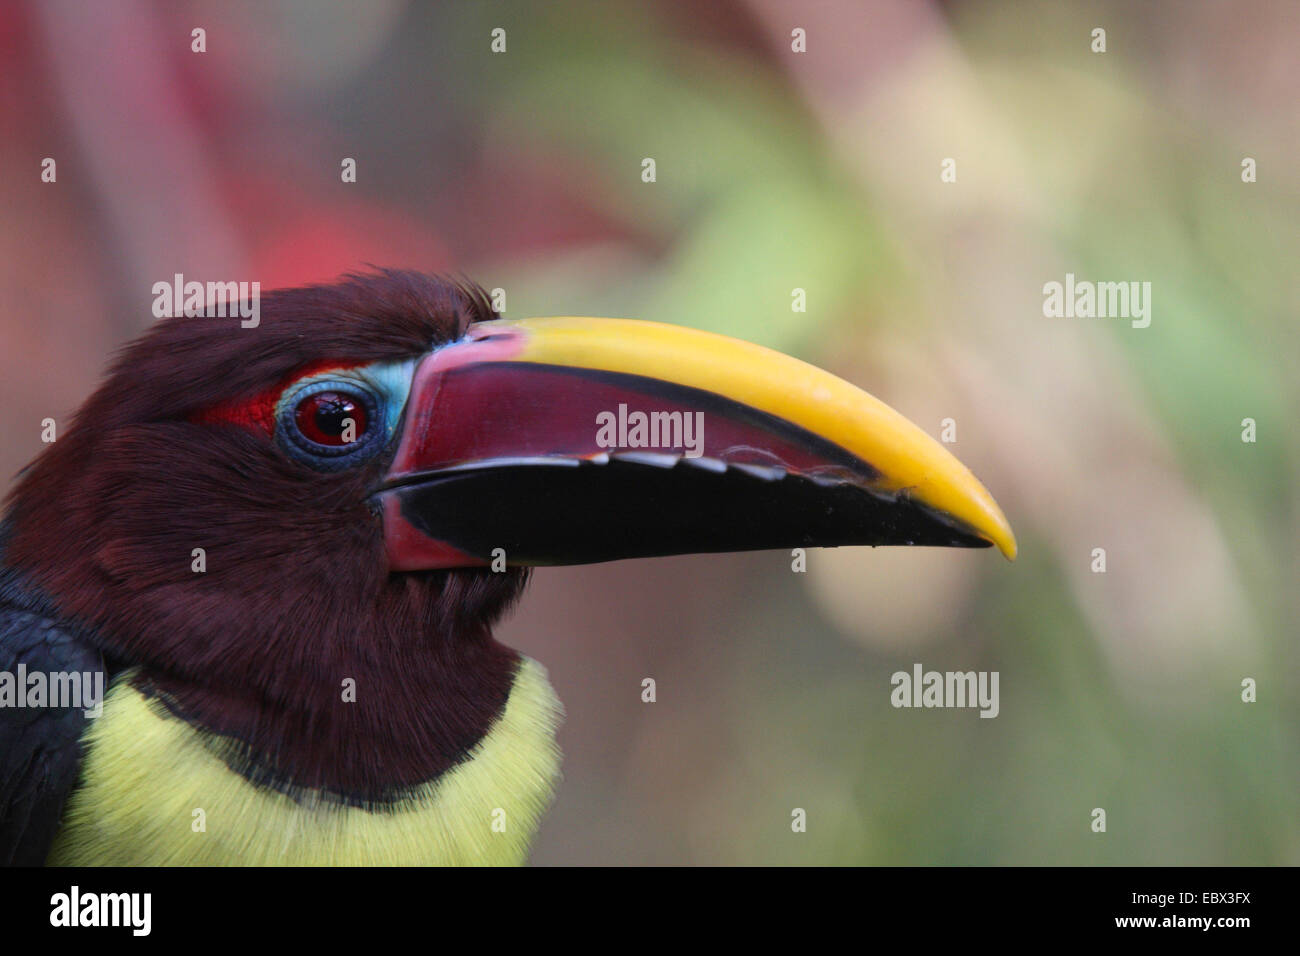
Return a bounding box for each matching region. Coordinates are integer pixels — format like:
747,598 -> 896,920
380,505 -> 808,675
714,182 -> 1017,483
190,360 -> 357,436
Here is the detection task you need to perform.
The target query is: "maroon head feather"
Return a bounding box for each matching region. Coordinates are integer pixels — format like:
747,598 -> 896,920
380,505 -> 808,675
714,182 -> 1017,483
4,270 -> 529,803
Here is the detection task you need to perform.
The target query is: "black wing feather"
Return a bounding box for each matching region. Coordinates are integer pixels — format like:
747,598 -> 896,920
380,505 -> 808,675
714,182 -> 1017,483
0,601 -> 103,865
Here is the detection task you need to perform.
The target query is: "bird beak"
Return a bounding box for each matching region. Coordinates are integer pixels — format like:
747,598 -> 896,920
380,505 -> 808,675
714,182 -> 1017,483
375,316 -> 1016,569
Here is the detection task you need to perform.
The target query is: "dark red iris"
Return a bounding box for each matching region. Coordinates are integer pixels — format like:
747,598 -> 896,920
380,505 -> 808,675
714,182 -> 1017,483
294,391 -> 367,446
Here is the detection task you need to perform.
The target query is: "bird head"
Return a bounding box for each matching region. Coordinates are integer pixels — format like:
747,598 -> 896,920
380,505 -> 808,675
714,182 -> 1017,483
2,270 -> 1013,800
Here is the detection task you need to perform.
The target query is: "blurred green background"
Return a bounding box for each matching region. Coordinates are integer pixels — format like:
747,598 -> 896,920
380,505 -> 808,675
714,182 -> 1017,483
2,0 -> 1296,864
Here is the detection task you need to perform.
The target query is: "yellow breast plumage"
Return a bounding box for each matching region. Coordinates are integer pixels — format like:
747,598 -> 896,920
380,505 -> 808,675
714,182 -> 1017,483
49,658 -> 562,866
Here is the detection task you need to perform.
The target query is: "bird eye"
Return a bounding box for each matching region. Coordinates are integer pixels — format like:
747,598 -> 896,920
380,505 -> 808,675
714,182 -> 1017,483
295,391 -> 368,447
277,379 -> 385,469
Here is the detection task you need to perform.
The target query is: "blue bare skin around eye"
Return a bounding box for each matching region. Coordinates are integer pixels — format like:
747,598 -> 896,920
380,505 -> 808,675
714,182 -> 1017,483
275,358 -> 416,452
